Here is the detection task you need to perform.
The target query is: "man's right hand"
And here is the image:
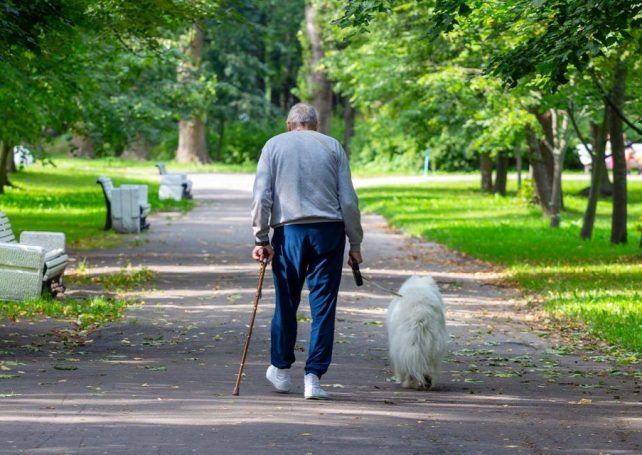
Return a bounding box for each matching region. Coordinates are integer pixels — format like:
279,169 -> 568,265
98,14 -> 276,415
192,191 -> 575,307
347,251 -> 363,267
252,245 -> 274,263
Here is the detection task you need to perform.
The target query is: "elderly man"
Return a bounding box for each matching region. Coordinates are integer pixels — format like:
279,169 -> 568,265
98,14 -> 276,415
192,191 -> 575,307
251,103 -> 363,399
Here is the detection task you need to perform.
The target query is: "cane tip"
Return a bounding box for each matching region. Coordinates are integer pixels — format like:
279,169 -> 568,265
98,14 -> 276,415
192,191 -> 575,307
232,390 -> 239,396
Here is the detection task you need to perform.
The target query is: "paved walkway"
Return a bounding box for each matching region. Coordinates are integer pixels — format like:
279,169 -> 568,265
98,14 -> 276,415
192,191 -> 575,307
184,172 -> 642,191
0,174 -> 640,454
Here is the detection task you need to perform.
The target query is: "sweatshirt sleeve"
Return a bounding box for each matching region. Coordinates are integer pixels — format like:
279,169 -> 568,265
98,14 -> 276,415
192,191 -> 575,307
337,144 -> 363,251
251,144 -> 273,244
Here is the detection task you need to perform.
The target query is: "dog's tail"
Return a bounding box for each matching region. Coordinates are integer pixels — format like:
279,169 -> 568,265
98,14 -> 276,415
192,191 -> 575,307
391,307 -> 448,388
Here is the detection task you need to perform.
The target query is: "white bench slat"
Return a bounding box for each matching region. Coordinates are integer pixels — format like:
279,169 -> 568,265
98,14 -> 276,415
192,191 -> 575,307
0,212 -> 17,244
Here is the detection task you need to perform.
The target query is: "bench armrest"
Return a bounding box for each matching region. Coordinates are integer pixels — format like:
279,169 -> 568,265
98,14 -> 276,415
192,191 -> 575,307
166,172 -> 189,182
0,242 -> 45,270
161,174 -> 184,185
20,232 -> 66,254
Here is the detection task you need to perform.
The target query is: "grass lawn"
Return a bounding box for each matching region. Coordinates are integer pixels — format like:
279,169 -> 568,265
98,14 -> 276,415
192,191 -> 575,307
0,156 -> 194,323
0,156 -> 194,249
358,179 -> 642,355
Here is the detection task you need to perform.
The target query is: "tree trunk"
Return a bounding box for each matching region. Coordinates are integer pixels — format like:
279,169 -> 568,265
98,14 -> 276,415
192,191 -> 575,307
525,124 -> 553,216
121,134 -> 150,160
343,97 -> 355,155
6,149 -> 16,173
480,152 -> 493,192
71,134 -> 95,158
176,23 -> 211,164
580,109 -> 609,240
0,141 -> 13,194
304,3 -> 332,135
549,154 -> 565,227
548,110 -> 570,228
599,160 -> 613,195
515,144 -> 522,191
609,60 -> 628,244
177,117 -> 208,164
493,151 -> 508,196
536,111 -> 556,180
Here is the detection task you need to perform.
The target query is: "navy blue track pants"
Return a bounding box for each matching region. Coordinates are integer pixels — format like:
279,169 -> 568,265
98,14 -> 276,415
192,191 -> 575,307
270,222 -> 345,378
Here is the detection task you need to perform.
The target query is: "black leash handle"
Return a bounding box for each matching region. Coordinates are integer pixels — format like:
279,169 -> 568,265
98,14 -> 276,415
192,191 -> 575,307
351,259 -> 363,286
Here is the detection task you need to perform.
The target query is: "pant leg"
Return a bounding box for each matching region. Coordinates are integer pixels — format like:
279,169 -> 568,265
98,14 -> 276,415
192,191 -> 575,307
304,223 -> 345,378
270,226 -> 307,369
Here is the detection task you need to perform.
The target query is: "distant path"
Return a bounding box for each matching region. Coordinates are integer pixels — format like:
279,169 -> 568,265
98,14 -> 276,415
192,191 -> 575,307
188,171 -> 641,192
0,173 -> 639,454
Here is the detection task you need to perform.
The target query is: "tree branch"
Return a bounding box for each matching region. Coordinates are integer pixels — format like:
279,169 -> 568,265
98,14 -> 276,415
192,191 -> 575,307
567,101 -> 593,159
589,67 -> 642,137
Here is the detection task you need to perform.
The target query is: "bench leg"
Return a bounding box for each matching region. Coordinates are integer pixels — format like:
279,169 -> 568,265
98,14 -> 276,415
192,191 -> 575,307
45,278 -> 66,300
182,184 -> 193,200
104,202 -> 112,230
140,216 -> 151,231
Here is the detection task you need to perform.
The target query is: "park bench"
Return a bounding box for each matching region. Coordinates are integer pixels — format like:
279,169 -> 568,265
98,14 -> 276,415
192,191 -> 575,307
0,211 -> 68,300
96,177 -> 151,234
155,162 -> 193,200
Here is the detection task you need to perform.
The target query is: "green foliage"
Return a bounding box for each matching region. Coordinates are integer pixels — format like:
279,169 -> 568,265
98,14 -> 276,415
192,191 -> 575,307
359,180 -> 642,353
333,0 -> 392,28
0,0 -> 237,171
206,0 -> 304,160
212,120 -> 284,164
0,296 -> 130,329
332,0 -> 642,178
325,0 -> 537,171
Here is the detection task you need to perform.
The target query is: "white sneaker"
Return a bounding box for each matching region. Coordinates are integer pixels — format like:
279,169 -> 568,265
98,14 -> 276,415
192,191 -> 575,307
304,373 -> 328,400
266,365 -> 292,393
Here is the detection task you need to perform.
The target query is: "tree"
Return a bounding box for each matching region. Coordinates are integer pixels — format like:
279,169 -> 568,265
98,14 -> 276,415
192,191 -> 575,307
609,59 -> 628,244
579,100 -> 610,240
176,23 -> 213,164
205,0 -> 304,162
0,0 -> 236,191
303,1 -> 333,134
336,0 -> 642,233
423,0 -> 642,237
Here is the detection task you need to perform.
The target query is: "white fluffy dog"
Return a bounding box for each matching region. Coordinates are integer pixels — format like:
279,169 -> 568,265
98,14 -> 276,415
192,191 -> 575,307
386,276 -> 448,389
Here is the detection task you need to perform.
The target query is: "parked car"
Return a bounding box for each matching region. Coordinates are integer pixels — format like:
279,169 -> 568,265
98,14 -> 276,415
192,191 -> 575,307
577,143 -> 642,174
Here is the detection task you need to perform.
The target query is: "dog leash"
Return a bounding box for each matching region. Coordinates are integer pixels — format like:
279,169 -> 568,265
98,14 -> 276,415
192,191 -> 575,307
351,261 -> 402,297
361,275 -> 403,297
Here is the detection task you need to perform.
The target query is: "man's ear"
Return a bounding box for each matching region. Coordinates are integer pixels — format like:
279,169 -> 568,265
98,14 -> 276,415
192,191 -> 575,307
286,122 -> 292,132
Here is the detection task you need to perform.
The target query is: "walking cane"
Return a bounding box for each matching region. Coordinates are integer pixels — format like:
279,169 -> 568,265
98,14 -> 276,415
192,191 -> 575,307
232,256 -> 269,396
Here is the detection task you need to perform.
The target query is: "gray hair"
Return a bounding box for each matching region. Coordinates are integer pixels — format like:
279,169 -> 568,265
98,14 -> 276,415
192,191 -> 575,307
287,103 -> 318,124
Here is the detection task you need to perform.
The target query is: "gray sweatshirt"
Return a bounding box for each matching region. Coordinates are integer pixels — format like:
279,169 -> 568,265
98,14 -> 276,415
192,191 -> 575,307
251,130 -> 363,251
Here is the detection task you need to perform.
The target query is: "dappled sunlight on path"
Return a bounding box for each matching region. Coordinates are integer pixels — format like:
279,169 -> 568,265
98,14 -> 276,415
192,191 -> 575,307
0,174 -> 639,454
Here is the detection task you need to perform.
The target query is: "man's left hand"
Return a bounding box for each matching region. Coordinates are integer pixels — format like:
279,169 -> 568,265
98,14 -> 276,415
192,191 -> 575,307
347,251 -> 363,267
252,245 -> 274,263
